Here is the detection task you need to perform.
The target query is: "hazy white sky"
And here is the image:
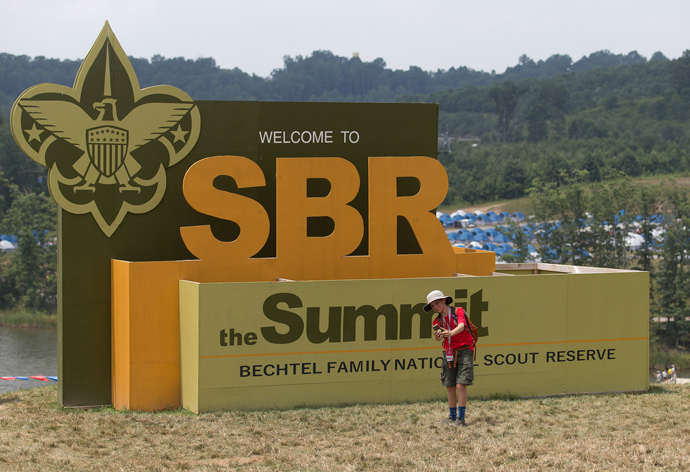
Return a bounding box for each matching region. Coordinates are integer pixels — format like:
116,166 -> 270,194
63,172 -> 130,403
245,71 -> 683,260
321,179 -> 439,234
1,0 -> 688,77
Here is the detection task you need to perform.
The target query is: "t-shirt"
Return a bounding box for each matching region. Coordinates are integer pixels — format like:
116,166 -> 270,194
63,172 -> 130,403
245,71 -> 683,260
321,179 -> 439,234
432,306 -> 475,353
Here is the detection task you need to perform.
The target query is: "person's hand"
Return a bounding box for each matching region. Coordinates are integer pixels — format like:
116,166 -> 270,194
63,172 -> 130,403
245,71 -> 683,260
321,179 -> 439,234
434,328 -> 448,341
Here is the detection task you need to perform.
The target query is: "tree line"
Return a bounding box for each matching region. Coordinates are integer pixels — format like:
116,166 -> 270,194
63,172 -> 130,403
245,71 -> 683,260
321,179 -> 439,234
0,48 -> 670,117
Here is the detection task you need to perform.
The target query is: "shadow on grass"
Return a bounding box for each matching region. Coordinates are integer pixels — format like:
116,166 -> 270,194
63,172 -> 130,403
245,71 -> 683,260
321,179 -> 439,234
640,384 -> 674,395
475,391 -> 524,402
0,394 -> 20,405
85,405 -> 198,416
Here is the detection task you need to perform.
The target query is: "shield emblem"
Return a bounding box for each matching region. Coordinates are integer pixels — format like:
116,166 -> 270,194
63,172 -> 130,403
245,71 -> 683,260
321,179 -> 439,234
86,126 -> 128,177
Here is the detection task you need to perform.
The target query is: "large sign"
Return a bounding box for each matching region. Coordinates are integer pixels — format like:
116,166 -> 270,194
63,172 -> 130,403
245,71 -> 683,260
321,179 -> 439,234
11,23 -> 449,407
179,268 -> 649,412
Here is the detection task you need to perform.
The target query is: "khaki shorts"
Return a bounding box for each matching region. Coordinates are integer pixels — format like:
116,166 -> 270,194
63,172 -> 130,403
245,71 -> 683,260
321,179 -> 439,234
441,349 -> 474,387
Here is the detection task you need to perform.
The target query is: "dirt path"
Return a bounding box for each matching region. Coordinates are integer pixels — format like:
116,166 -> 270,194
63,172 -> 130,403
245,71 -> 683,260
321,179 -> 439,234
457,203 -> 511,214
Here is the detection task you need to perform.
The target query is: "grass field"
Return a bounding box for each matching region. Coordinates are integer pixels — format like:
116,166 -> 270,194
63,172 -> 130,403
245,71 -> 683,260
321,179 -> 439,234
1,385 -> 689,471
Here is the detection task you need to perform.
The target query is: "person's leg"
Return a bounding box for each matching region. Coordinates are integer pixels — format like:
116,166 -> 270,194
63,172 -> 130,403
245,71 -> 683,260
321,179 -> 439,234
441,357 -> 458,421
446,385 -> 458,420
457,384 -> 467,407
447,386 -> 458,408
456,350 -> 474,425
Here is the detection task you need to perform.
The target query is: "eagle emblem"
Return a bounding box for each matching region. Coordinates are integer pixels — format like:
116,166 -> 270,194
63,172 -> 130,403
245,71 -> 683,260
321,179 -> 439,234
10,22 -> 201,237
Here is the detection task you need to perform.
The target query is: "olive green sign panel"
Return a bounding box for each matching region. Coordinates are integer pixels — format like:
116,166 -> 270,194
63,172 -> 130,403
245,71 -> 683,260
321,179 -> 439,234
11,23 -> 438,406
180,271 -> 649,412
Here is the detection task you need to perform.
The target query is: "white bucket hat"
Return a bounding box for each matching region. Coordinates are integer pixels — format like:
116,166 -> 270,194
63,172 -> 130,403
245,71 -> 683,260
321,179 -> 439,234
424,290 -> 453,312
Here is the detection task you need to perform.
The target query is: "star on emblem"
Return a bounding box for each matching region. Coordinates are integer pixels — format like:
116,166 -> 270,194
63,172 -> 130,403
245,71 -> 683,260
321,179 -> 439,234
170,124 -> 189,143
24,123 -> 44,143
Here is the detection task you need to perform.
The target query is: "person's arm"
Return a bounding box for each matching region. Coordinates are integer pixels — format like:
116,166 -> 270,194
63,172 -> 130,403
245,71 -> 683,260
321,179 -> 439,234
442,322 -> 464,338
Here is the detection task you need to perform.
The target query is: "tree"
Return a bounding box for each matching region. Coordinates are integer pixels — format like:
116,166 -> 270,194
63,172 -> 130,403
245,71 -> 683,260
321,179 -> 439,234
3,186 -> 57,312
588,180 -> 619,269
668,50 -> 690,99
497,220 -> 530,263
528,178 -> 563,263
582,153 -> 603,182
653,184 -> 690,348
489,80 -> 528,143
654,213 -> 690,348
650,52 -> 669,62
560,173 -> 590,265
500,157 -> 528,200
633,184 -> 660,274
527,80 -> 568,142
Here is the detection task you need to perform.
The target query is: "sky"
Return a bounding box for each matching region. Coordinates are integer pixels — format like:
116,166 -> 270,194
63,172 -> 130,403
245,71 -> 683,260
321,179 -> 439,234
1,0 -> 688,77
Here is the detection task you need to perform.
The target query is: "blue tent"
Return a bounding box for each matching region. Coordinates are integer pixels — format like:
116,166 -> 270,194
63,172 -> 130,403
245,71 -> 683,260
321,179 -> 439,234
493,233 -> 509,243
484,228 -> 499,238
471,228 -> 485,236
438,214 -> 451,225
447,232 -> 461,241
512,212 -> 525,221
472,233 -> 490,243
482,242 -> 498,251
458,232 -> 474,241
498,243 -> 513,252
500,211 -> 511,218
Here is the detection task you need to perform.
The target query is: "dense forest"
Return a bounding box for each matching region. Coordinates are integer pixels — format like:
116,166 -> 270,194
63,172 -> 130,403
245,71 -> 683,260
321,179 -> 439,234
0,48 -> 660,114
0,48 -> 689,353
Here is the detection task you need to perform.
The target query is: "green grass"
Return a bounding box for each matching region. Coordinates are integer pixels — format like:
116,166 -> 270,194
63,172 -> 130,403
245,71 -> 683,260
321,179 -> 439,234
1,384 -> 689,471
0,308 -> 56,328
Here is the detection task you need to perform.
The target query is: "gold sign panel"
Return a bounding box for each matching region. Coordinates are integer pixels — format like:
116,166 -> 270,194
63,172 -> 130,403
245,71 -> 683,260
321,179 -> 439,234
178,267 -> 648,412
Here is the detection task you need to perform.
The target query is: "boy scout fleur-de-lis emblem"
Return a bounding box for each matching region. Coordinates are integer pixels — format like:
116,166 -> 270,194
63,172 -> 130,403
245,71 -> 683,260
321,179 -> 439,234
10,21 -> 200,237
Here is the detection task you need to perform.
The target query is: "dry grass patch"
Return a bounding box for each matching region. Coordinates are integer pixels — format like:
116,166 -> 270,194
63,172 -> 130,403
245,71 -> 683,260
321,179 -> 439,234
0,385 -> 689,471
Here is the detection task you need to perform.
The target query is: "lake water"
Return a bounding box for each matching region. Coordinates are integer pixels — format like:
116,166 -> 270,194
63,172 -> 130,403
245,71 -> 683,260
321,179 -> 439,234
0,326 -> 57,394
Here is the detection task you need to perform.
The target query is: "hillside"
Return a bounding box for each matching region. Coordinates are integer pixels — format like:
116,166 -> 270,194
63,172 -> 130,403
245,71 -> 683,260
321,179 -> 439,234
0,48 -> 672,119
